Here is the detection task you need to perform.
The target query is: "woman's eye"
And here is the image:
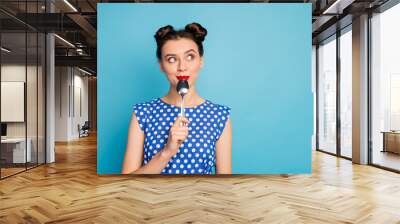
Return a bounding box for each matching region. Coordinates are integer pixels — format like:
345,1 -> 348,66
187,54 -> 194,60
167,57 -> 176,63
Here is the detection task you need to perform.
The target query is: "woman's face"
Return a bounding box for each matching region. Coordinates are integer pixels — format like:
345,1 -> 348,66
159,38 -> 203,88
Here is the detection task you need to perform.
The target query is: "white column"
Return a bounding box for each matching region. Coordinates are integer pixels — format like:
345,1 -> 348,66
352,14 -> 369,164
46,1 -> 55,163
46,33 -> 55,163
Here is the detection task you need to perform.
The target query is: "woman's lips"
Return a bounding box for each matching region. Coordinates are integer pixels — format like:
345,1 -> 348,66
176,75 -> 190,81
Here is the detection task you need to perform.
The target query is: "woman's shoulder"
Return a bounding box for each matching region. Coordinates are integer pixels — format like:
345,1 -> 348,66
205,100 -> 231,137
205,99 -> 231,114
133,98 -> 161,113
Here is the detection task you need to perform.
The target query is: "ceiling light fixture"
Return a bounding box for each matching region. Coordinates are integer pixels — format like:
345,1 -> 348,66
322,0 -> 354,15
63,0 -> 78,12
54,34 -> 75,48
78,67 -> 93,76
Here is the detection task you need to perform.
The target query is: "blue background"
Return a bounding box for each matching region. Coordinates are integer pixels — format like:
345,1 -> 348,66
98,3 -> 312,174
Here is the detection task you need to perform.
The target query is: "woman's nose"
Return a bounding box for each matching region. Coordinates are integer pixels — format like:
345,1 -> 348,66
177,60 -> 187,72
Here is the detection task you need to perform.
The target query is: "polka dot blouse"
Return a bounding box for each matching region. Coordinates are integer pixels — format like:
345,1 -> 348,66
133,97 -> 231,175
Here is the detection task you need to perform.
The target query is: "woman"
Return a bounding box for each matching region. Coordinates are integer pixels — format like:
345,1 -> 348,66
122,22 -> 232,174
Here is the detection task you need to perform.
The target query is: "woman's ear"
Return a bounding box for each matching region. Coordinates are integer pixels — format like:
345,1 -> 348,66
200,57 -> 204,68
158,60 -> 165,72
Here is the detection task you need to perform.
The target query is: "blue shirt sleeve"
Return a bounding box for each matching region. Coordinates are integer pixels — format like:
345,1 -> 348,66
133,103 -> 147,132
216,105 -> 231,141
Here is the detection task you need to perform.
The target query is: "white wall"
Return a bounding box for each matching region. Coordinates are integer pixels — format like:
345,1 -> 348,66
1,65 -> 41,138
55,67 -> 89,141
72,72 -> 89,138
55,66 -> 69,141
1,63 -> 46,164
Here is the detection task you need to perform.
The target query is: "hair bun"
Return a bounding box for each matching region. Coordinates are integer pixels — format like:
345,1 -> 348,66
154,25 -> 175,43
185,22 -> 207,42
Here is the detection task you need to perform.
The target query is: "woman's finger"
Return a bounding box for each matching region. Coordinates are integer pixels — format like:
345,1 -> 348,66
174,116 -> 189,126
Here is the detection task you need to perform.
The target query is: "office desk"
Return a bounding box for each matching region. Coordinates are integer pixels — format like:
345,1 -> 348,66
1,138 -> 32,163
381,131 -> 400,154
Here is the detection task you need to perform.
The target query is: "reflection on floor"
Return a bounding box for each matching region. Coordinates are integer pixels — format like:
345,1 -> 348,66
0,167 -> 25,178
373,150 -> 400,171
0,162 -> 43,178
0,135 -> 400,223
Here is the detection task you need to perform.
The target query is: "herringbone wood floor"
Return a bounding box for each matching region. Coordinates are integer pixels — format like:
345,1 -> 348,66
1,134 -> 400,224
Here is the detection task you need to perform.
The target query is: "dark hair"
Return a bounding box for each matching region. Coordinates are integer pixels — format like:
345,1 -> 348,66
154,22 -> 207,60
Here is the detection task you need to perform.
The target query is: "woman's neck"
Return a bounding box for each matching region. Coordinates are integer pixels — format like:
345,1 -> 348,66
162,85 -> 204,107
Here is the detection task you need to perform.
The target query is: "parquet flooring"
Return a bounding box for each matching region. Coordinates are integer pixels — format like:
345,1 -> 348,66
1,134 -> 400,223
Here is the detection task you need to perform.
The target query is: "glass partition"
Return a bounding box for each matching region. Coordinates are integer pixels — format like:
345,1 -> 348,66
371,3 -> 400,171
317,35 -> 337,155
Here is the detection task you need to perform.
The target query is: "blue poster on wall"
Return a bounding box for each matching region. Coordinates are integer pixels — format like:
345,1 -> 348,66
97,3 -> 312,174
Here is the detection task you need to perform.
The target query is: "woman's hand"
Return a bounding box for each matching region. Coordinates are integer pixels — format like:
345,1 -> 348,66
163,115 -> 190,157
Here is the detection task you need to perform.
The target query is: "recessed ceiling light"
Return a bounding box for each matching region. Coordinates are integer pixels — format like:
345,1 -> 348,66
1,47 -> 11,53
